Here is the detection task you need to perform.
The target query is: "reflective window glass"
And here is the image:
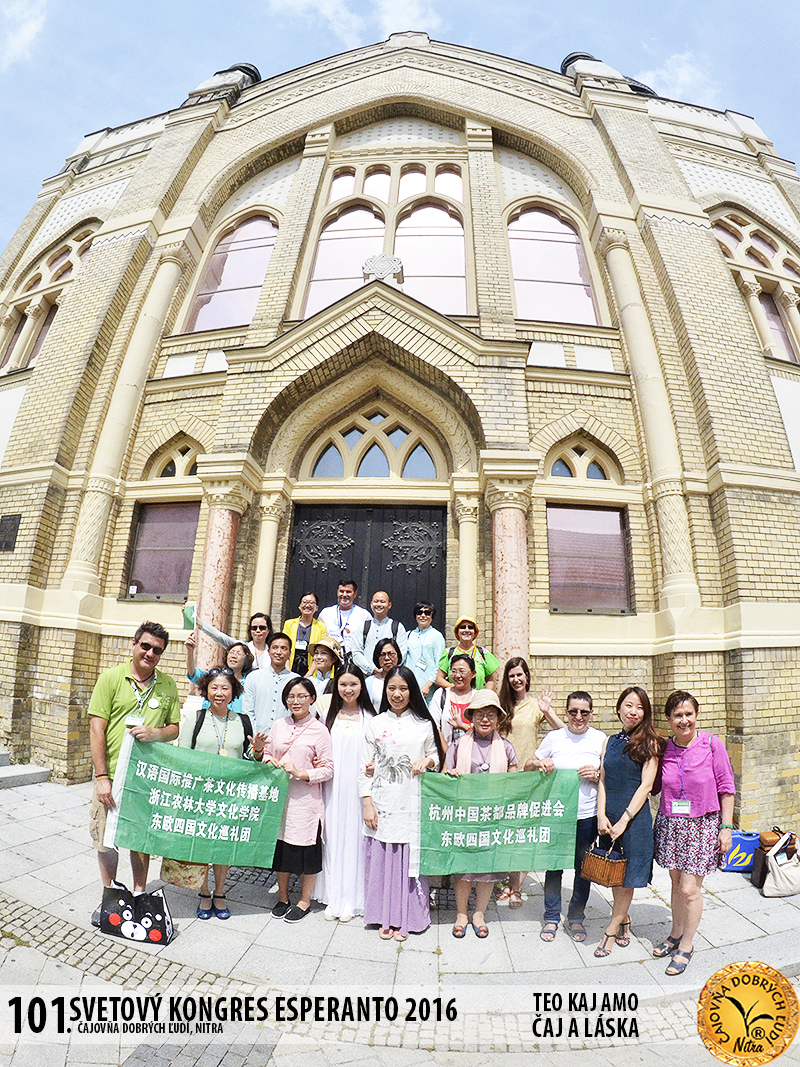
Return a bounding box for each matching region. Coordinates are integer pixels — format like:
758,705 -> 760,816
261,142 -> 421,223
305,208 -> 385,317
547,506 -> 631,613
386,427 -> 408,448
128,502 -> 201,598
759,292 -> 796,361
394,206 -> 466,315
342,427 -> 363,447
312,443 -> 344,478
27,303 -> 58,367
434,168 -> 462,201
328,170 -> 356,202
186,216 -> 278,333
401,443 -> 436,478
587,461 -> 607,480
356,443 -> 390,477
398,167 -> 427,200
364,169 -> 391,202
551,459 -> 573,477
509,209 -> 597,325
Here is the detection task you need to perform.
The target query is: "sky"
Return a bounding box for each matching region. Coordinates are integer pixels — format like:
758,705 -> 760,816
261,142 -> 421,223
1,0 -> 798,252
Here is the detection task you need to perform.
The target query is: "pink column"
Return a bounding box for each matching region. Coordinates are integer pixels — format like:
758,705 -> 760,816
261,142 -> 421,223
487,485 -> 531,665
196,505 -> 241,665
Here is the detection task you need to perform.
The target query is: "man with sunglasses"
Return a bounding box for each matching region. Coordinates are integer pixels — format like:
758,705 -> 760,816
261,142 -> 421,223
88,622 -> 180,920
525,691 -> 604,944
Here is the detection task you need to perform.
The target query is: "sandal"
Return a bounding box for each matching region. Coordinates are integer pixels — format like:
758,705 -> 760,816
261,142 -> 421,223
665,948 -> 693,975
196,892 -> 213,920
378,928 -> 394,940
594,933 -> 615,958
614,919 -> 631,947
393,930 -> 407,942
472,923 -> 489,939
213,893 -> 230,920
508,890 -> 523,909
540,921 -> 558,942
452,923 -> 467,938
565,920 -> 587,942
653,934 -> 682,958
496,885 -> 513,902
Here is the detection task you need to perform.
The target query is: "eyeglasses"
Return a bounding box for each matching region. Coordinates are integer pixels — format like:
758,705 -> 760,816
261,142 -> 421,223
567,709 -> 590,717
207,667 -> 234,679
287,693 -> 312,702
138,642 -> 164,655
379,650 -> 397,659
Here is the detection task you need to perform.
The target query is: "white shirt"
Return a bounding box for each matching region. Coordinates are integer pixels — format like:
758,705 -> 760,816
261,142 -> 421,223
359,709 -> 440,844
352,616 -> 409,676
318,603 -> 373,654
241,666 -> 299,735
535,726 -> 605,819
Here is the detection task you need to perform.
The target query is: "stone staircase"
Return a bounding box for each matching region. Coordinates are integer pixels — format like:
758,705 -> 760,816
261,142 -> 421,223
0,750 -> 50,788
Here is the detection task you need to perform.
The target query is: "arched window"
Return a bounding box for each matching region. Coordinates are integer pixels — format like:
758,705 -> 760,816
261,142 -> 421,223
394,205 -> 466,314
508,209 -> 597,325
305,207 -> 385,318
713,212 -> 800,364
545,438 -> 620,484
185,215 -> 277,333
303,403 -> 443,481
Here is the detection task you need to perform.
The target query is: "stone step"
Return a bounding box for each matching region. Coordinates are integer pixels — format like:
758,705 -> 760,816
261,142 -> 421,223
0,750 -> 10,767
0,764 -> 50,788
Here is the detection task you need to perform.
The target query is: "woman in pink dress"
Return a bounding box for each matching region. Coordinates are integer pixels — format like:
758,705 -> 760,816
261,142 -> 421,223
254,677 -> 333,923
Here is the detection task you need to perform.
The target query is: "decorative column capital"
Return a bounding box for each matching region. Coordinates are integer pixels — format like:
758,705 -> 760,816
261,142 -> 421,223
197,452 -> 263,516
454,493 -> 480,523
23,298 -> 47,322
260,491 -> 290,522
485,479 -> 531,514
158,242 -> 193,272
777,289 -> 800,311
597,228 -> 630,259
737,276 -> 762,299
479,450 -> 538,514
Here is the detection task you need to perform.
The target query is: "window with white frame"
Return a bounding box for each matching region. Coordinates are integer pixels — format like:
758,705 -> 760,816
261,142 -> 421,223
301,403 -> 444,482
185,215 -> 278,333
304,160 -> 467,318
508,208 -> 597,325
713,211 -> 800,364
0,226 -> 96,374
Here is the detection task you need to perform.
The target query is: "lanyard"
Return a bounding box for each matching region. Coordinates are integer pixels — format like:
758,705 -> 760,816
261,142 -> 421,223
129,672 -> 157,713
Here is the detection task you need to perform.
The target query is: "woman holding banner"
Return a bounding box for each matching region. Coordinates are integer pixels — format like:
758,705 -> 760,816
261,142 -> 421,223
178,667 -> 260,920
255,678 -> 333,923
360,665 -> 445,942
443,689 -> 518,938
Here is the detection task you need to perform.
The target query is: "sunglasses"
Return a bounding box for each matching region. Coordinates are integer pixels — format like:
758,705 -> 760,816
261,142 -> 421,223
416,609 -> 433,616
138,641 -> 164,655
250,624 -> 268,631
207,667 -> 234,678
567,709 -> 590,717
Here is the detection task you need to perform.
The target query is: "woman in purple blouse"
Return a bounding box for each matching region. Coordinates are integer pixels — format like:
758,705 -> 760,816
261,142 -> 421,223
652,690 -> 735,975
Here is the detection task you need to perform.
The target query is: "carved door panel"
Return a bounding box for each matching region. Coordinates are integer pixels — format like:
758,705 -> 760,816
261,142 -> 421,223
286,504 -> 446,629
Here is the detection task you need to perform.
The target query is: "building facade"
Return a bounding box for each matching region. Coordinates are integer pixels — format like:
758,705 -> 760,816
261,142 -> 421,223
1,35 -> 799,825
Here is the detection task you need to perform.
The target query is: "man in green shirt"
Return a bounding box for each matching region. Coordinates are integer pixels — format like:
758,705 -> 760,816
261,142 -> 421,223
88,622 -> 180,919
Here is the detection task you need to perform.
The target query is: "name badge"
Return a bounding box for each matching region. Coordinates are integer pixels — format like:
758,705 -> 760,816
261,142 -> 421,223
416,659 -> 428,671
295,640 -> 308,650
671,799 -> 691,815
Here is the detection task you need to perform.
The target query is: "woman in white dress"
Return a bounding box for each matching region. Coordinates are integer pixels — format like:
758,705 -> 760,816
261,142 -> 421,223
317,664 -> 376,921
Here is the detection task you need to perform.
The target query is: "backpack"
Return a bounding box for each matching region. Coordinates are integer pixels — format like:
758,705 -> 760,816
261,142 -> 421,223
363,618 -> 400,643
190,708 -> 254,757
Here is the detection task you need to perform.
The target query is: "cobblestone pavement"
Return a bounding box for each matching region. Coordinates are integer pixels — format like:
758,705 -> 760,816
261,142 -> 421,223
1,780 -> 799,1066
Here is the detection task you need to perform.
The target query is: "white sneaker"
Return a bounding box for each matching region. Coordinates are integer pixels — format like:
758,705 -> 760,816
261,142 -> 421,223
339,911 -> 354,923
324,906 -> 337,921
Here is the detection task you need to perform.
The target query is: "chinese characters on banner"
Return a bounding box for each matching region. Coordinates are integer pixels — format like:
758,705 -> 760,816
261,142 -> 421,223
105,736 -> 288,867
419,770 -> 579,875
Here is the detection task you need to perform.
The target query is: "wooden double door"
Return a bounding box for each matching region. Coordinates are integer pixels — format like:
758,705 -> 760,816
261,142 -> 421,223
286,503 -> 446,632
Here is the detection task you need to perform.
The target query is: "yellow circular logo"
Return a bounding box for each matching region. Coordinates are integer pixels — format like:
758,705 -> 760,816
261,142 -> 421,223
698,961 -> 799,1065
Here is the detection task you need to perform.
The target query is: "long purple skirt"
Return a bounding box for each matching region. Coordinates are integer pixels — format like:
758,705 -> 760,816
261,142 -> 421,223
363,838 -> 430,937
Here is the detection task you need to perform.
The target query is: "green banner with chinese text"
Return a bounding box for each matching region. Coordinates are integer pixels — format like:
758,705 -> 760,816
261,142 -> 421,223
419,770 -> 579,875
106,736 -> 288,868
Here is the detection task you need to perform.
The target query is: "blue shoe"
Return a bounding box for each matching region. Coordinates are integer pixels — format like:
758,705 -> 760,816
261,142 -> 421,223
197,892 -> 213,920
213,893 -> 230,920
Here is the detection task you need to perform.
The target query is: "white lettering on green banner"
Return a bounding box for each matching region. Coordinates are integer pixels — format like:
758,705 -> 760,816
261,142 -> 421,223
419,770 -> 579,875
107,737 -> 288,867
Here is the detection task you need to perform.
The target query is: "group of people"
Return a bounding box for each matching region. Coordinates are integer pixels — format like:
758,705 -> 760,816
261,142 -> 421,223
87,591 -> 736,973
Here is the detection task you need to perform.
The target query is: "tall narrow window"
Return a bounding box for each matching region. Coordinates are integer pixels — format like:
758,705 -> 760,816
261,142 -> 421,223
394,205 -> 466,314
509,209 -> 597,325
186,216 -> 277,333
547,506 -> 631,613
305,208 -> 385,318
759,292 -> 796,363
127,502 -> 201,599
27,304 -> 58,367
